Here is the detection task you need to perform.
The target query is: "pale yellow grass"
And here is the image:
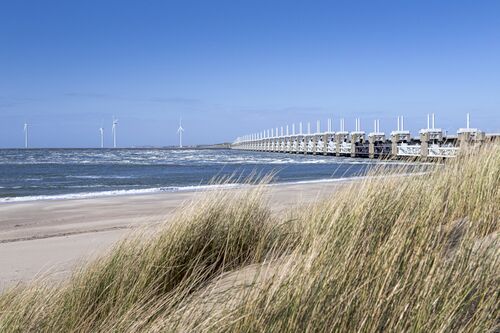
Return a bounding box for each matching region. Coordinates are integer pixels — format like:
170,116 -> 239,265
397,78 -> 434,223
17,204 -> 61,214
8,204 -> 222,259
0,144 -> 498,332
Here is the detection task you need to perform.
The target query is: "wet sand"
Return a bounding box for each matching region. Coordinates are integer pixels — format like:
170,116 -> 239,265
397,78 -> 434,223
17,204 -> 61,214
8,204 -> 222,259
0,180 -> 349,291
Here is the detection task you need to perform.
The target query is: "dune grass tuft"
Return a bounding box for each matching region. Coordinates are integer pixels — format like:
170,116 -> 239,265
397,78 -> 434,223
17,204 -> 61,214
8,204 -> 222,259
1,143 -> 499,332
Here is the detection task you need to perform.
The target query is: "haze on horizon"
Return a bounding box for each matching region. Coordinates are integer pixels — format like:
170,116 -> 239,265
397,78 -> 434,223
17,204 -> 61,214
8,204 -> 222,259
1,0 -> 499,148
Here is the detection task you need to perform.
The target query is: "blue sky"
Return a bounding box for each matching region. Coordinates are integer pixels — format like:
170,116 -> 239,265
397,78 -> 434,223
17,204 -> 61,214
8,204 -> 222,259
0,0 -> 499,147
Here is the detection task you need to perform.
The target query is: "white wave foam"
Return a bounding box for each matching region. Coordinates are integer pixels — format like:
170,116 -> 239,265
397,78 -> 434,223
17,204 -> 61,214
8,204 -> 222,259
66,175 -> 134,179
0,150 -> 428,167
0,183 -> 246,203
0,189 -> 161,203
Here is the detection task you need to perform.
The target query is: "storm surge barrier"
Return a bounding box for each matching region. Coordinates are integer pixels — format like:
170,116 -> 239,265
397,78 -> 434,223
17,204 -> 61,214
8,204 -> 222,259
232,114 -> 497,159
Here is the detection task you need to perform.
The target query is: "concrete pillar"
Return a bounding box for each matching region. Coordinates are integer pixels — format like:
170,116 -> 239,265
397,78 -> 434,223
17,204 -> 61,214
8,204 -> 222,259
420,132 -> 429,158
477,131 -> 485,145
350,133 -> 365,157
335,135 -> 340,156
369,137 -> 375,159
351,135 -> 358,158
335,133 -> 347,156
391,136 -> 398,157
458,132 -> 471,148
458,130 -> 485,148
323,134 -> 328,155
391,132 -> 410,158
312,135 -> 318,155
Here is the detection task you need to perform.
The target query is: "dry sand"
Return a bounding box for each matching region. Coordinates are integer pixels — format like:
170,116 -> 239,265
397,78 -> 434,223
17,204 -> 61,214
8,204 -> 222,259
0,180 -> 349,291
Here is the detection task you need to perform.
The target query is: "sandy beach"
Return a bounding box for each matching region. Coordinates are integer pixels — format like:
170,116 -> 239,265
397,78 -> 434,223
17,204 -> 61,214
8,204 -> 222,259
0,180 -> 349,291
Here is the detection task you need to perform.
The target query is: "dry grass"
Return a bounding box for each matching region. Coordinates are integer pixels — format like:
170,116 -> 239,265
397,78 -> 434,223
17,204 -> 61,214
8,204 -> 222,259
0,144 -> 498,332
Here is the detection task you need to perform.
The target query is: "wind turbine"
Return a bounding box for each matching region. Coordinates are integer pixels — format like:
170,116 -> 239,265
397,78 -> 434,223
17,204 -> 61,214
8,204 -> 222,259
23,122 -> 29,148
99,124 -> 104,148
112,117 -> 118,148
177,118 -> 185,148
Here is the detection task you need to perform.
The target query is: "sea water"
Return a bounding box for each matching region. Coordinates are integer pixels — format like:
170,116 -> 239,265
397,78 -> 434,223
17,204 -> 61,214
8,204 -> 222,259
0,149 -> 414,202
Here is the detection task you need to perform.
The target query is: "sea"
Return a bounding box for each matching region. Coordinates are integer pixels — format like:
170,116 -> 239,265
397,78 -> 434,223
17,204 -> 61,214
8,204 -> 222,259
0,149 -> 416,203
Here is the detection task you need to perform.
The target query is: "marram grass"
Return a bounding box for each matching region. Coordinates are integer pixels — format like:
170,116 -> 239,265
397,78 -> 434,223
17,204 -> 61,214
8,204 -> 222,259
0,144 -> 498,332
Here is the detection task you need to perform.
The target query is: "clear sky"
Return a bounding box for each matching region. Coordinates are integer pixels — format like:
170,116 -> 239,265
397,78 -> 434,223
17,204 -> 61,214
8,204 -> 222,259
1,0 -> 499,148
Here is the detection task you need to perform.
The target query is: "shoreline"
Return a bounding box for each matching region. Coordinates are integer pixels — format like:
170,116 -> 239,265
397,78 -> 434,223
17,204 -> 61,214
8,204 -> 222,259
0,176 -> 364,204
0,178 -> 352,292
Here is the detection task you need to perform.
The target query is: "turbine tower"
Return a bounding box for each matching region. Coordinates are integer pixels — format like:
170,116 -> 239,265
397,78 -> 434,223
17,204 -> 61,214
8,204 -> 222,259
99,125 -> 104,148
112,117 -> 118,148
177,118 -> 185,148
23,122 -> 29,148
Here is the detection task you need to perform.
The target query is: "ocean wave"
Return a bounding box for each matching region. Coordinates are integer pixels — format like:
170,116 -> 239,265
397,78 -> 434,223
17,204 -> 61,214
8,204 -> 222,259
0,149 -> 427,166
0,158 -> 425,167
0,183 -> 246,203
65,175 -> 134,179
